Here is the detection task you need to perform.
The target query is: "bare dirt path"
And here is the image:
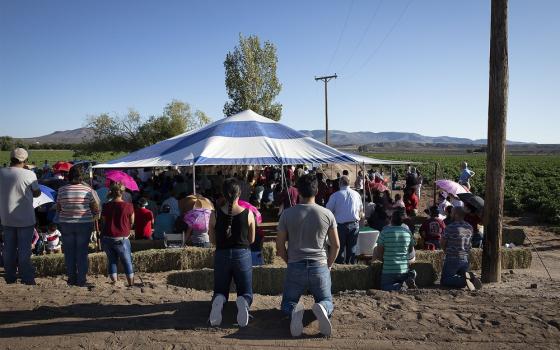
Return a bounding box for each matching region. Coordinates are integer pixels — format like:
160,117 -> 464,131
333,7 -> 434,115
1,220 -> 559,350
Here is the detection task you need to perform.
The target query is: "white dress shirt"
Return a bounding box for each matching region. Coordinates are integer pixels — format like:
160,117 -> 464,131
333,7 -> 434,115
326,186 -> 363,224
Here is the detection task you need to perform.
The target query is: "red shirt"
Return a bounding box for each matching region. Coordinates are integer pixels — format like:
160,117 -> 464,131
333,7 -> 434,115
102,201 -> 134,238
420,217 -> 446,241
134,207 -> 154,239
404,192 -> 419,213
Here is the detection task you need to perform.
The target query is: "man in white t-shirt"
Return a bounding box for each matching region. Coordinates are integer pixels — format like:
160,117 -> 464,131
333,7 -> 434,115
0,148 -> 41,284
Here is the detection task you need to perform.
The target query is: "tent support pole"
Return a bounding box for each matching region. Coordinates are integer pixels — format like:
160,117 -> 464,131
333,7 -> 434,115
433,162 -> 438,206
192,164 -> 196,195
362,162 -> 366,223
390,165 -> 393,195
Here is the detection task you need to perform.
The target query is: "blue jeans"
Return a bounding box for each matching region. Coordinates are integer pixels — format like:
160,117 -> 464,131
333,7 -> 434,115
2,225 -> 35,283
102,237 -> 134,277
381,270 -> 417,291
441,258 -> 469,288
213,248 -> 253,306
281,260 -> 334,317
336,221 -> 360,264
60,222 -> 93,285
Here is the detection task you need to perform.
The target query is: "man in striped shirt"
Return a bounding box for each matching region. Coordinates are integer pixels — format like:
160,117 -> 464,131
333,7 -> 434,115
441,206 -> 482,290
376,209 -> 417,291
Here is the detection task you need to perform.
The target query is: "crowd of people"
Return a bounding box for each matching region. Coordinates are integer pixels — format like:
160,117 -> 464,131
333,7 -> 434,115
0,147 -> 483,337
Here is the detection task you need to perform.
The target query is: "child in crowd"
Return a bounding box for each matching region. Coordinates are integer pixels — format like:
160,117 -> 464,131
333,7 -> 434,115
134,198 -> 154,240
393,193 -> 405,210
31,226 -> 44,255
44,223 -> 62,254
419,206 -> 446,250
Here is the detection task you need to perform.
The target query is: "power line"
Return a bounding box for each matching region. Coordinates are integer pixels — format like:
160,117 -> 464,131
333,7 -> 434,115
338,0 -> 384,74
348,0 -> 414,78
325,0 -> 355,73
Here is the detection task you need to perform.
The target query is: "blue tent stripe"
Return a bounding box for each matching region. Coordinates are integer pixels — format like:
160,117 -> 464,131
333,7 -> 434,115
161,121 -> 305,156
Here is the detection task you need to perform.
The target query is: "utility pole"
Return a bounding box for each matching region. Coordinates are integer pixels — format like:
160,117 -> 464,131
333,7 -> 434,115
482,0 -> 508,283
315,74 -> 337,145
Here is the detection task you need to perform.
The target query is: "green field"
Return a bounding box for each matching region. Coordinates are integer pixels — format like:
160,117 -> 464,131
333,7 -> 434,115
366,153 -> 560,224
0,150 -> 124,166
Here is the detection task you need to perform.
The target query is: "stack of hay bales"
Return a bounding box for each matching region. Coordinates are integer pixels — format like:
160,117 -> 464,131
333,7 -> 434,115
31,243 -> 531,279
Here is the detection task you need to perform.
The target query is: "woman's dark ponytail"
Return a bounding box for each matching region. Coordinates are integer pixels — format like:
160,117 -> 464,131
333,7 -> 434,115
223,178 -> 241,238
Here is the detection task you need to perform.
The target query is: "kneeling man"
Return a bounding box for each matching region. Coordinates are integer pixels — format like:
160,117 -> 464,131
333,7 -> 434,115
276,174 -> 340,337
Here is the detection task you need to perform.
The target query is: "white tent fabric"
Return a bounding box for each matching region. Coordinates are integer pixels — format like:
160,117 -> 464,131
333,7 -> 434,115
93,110 -> 356,168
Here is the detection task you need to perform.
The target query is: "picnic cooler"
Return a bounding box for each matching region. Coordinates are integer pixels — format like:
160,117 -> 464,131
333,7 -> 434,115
357,227 -> 380,256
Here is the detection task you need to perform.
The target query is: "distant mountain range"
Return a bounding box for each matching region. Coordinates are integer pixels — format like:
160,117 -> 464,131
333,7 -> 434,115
21,128 -> 94,144
299,130 -> 531,146
19,127 -> 533,146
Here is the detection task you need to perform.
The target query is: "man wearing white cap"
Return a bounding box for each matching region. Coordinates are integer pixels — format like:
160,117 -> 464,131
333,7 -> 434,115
0,148 -> 41,284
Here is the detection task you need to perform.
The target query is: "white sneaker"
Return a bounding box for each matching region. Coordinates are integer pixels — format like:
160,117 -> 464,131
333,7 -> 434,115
312,303 -> 332,337
290,302 -> 305,337
209,294 -> 226,326
236,296 -> 249,327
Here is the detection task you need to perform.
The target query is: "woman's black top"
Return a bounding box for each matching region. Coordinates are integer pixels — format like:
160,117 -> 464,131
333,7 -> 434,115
215,207 -> 250,249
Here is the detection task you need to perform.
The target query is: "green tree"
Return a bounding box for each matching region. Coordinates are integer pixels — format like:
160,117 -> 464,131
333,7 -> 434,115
81,100 -> 211,155
223,34 -> 282,121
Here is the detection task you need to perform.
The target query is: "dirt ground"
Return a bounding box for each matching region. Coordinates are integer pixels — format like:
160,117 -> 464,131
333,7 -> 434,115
1,214 -> 560,349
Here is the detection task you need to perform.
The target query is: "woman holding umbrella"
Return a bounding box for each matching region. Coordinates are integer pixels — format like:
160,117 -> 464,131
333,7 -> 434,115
56,166 -> 100,286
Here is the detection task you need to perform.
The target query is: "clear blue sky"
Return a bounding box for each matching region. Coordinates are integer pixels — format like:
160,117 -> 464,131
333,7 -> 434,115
1,0 -> 558,143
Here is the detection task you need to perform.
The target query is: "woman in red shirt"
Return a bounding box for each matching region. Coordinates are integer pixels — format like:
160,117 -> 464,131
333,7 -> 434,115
101,182 -> 135,286
404,187 -> 419,217
134,198 -> 154,239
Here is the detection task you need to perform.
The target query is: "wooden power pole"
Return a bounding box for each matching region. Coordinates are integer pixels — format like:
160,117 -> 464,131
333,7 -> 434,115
315,74 -> 337,145
482,0 -> 509,283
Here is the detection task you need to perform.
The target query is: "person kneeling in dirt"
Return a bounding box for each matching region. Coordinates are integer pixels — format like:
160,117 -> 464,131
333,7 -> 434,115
375,209 -> 417,291
276,174 -> 340,337
208,179 -> 256,328
440,207 -> 482,290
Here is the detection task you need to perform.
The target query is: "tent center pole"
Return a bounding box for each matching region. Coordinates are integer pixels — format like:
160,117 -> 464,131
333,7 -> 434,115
192,164 -> 196,195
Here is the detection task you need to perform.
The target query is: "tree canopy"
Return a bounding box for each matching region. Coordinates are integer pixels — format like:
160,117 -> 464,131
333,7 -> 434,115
80,99 -> 211,155
223,34 -> 282,121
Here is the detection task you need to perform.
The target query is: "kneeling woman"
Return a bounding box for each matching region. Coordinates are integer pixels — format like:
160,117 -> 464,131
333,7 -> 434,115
208,179 -> 255,327
101,182 -> 135,286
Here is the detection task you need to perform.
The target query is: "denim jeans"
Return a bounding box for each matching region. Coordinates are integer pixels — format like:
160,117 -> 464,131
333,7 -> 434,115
440,258 -> 469,288
281,260 -> 334,317
336,221 -> 360,264
381,270 -> 417,291
2,225 -> 35,283
213,248 -> 253,306
59,222 -> 94,285
102,237 -> 134,277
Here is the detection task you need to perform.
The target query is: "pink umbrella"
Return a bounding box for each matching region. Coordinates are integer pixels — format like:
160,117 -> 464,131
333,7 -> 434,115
105,170 -> 139,191
238,200 -> 262,225
435,179 -> 469,195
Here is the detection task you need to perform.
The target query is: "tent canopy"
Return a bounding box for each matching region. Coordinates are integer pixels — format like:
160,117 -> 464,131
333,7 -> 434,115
94,110 -> 357,168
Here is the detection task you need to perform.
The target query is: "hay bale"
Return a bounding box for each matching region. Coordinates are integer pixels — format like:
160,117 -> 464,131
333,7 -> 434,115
31,253 -> 66,276
261,242 -> 276,264
331,264 -> 376,292
502,227 -> 526,245
167,269 -> 214,291
252,266 -> 285,295
179,247 -> 214,269
133,249 -> 182,272
410,262 -> 438,287
88,253 -> 107,274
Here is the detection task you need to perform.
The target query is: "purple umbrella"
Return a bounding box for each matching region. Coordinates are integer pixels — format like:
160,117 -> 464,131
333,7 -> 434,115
435,179 -> 469,196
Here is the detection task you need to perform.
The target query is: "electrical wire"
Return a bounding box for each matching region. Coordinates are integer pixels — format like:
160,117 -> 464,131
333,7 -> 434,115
338,0 -> 384,74
325,0 -> 355,73
347,0 -> 414,79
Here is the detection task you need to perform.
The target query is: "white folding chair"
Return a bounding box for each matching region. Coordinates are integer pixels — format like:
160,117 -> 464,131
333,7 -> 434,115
163,233 -> 185,248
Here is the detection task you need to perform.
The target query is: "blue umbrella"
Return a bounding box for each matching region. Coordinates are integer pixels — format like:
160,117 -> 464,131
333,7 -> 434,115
33,185 -> 56,208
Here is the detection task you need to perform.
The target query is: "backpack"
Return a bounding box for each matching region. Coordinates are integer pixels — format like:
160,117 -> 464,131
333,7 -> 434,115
183,202 -> 211,232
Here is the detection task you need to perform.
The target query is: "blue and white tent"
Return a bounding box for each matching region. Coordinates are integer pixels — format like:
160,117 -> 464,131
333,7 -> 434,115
93,110 -> 356,168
